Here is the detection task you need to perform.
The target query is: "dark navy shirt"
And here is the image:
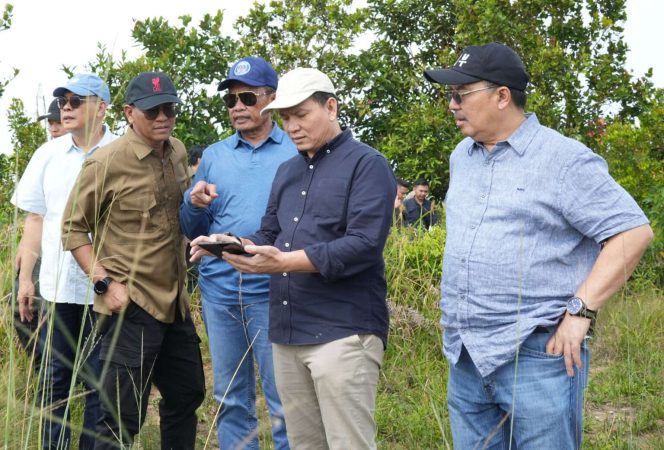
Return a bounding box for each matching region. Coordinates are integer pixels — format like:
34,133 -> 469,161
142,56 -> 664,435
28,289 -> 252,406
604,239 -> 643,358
247,129 -> 396,347
403,197 -> 438,228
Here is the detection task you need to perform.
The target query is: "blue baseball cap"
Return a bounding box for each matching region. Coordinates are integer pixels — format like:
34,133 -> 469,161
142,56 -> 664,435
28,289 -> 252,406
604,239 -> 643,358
217,56 -> 278,91
53,73 -> 111,103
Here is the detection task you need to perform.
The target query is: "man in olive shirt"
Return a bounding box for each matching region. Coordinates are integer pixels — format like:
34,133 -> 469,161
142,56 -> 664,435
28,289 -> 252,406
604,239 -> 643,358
62,72 -> 205,450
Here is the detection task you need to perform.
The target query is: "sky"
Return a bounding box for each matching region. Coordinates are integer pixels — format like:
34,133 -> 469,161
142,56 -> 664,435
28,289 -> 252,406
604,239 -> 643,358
0,0 -> 662,153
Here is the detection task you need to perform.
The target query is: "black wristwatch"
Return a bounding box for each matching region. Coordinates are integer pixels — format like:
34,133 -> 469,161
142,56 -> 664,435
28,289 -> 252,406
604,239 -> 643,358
566,296 -> 598,333
93,277 -> 113,295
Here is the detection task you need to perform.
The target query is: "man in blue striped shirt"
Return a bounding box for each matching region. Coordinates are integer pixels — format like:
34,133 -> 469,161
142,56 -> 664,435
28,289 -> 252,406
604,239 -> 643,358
180,56 -> 295,450
425,43 -> 653,449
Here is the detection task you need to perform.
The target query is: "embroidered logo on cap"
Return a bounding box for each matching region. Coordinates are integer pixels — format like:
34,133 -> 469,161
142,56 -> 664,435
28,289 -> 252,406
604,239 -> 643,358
455,53 -> 470,67
234,61 -> 251,76
152,77 -> 162,92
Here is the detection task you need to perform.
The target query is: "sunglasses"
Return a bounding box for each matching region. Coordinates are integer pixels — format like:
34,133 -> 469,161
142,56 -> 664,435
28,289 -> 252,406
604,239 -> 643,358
139,103 -> 179,120
444,85 -> 497,104
56,95 -> 94,109
222,91 -> 271,108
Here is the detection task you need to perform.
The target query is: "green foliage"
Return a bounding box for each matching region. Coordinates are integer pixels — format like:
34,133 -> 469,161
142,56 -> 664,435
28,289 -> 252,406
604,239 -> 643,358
0,3 -> 18,99
0,99 -> 47,222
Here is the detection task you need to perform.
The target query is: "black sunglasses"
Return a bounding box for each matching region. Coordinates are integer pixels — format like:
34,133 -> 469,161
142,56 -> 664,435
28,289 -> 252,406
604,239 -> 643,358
56,95 -> 94,110
139,103 -> 179,120
222,91 -> 271,108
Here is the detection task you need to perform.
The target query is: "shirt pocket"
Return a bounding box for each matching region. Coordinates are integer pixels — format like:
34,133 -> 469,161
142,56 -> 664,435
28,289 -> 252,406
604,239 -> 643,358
310,178 -> 348,219
116,194 -> 158,233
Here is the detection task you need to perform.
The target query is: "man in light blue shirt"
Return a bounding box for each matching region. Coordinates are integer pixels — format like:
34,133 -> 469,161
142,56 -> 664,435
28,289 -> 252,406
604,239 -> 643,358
424,43 -> 653,449
180,56 -> 295,450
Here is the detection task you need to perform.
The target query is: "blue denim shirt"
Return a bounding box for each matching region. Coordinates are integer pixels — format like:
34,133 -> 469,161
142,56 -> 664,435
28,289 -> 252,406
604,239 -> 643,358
179,123 -> 297,304
441,114 -> 649,377
247,129 -> 396,346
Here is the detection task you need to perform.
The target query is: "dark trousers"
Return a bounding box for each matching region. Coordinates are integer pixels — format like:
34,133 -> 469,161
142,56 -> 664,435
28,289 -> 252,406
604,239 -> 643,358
94,301 -> 205,450
40,302 -> 102,450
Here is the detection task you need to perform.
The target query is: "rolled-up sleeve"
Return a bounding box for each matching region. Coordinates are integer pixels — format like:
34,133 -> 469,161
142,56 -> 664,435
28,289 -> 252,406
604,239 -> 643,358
305,154 -> 396,281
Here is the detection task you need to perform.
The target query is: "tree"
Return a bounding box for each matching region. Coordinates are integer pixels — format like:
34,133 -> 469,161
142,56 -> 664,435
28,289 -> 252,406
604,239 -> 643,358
0,3 -> 18,99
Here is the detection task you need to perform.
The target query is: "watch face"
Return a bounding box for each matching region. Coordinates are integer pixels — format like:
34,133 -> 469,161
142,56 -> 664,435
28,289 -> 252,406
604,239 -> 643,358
567,297 -> 583,315
94,278 -> 109,294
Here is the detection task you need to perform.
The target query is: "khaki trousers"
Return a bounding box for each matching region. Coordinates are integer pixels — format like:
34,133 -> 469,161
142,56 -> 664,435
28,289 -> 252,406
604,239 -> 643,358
273,334 -> 384,450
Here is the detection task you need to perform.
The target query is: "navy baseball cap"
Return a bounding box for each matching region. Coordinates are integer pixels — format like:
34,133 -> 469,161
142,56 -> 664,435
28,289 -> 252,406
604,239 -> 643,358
53,73 -> 111,103
124,72 -> 182,110
37,99 -> 61,122
217,56 -> 278,91
424,42 -> 530,91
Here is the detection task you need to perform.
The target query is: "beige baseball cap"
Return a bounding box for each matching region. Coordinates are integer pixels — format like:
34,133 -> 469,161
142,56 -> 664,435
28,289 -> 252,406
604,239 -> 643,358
261,68 -> 336,113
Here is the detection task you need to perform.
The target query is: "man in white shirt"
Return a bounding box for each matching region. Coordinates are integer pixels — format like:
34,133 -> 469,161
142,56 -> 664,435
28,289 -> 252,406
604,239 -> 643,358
12,73 -> 116,450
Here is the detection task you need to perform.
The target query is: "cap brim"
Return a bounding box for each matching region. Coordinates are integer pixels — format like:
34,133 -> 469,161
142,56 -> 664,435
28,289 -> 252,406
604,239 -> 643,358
133,94 -> 182,110
261,91 -> 316,114
424,68 -> 483,86
53,85 -> 98,98
37,113 -> 51,121
217,76 -> 266,91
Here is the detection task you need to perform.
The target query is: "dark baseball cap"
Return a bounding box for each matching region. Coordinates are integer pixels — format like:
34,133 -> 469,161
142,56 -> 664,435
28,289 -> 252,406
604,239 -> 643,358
424,42 -> 530,91
124,72 -> 182,110
217,56 -> 278,91
37,99 -> 61,122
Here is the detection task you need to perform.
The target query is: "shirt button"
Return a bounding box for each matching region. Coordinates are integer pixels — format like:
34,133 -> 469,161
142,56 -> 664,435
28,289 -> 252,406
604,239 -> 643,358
282,272 -> 287,277
301,191 -> 306,196
326,149 -> 330,154
285,243 -> 290,248
460,294 -> 466,301
480,193 -> 486,199
309,165 -> 314,169
461,258 -> 466,263
282,300 -> 288,305
293,217 -> 299,222
485,160 -> 491,165
470,225 -> 476,229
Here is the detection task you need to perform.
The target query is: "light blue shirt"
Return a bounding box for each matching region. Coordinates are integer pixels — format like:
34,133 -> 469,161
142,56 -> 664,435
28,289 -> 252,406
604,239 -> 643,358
11,128 -> 117,303
179,123 -> 297,304
441,113 -> 649,377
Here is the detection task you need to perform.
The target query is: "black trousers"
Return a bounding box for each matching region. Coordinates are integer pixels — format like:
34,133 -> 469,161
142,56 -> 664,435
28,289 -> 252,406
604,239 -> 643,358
94,301 -> 205,450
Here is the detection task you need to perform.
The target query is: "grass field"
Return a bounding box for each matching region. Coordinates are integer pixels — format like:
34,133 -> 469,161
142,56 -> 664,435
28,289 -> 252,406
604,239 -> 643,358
1,221 -> 662,449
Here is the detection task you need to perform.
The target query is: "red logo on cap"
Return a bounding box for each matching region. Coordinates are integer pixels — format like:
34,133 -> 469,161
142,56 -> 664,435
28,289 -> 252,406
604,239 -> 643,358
152,77 -> 162,92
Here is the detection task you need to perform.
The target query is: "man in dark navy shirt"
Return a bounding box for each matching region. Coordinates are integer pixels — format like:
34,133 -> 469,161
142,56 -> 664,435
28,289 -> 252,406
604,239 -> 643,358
191,68 -> 396,449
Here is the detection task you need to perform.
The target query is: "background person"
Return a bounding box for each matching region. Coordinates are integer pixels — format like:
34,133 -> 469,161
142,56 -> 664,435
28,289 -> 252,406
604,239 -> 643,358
403,178 -> 438,228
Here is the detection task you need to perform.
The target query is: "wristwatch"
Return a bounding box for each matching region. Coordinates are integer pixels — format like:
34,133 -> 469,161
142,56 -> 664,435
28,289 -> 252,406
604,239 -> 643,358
566,296 -> 598,333
93,277 -> 113,295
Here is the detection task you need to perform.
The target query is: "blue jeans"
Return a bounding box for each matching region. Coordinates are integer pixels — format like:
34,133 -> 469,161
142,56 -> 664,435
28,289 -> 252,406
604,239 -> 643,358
40,302 -> 101,450
202,299 -> 289,450
447,329 -> 589,449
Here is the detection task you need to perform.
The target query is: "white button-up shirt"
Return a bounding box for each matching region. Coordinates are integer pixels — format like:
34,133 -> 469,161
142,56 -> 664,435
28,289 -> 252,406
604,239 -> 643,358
11,128 -> 117,304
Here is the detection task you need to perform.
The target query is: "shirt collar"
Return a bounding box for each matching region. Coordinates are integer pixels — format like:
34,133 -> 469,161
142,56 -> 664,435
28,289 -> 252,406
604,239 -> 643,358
66,125 -> 110,156
127,126 -> 175,160
467,113 -> 540,156
232,121 -> 285,150
298,128 -> 352,162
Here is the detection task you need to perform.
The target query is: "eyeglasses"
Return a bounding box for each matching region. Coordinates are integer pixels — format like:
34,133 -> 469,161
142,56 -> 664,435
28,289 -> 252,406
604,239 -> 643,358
56,95 -> 94,110
222,91 -> 271,108
139,103 -> 179,120
444,85 -> 497,104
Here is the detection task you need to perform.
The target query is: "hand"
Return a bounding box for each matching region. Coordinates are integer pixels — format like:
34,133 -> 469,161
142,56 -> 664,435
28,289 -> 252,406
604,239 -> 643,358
189,181 -> 219,208
189,233 -> 241,262
104,281 -> 130,314
17,277 -> 35,322
223,245 -> 283,273
546,313 -> 591,377
394,197 -> 403,209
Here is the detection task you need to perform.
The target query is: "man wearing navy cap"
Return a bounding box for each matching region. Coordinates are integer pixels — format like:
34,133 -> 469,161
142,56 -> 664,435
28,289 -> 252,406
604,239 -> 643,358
38,98 -> 66,138
12,72 -> 116,449
62,71 -> 205,449
180,56 -> 294,450
425,42 -> 652,448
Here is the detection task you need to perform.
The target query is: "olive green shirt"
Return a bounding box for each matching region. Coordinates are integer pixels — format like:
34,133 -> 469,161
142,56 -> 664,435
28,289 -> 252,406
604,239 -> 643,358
62,127 -> 191,323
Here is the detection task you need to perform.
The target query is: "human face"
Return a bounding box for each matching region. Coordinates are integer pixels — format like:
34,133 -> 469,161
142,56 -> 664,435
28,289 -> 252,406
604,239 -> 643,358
397,185 -> 409,201
278,97 -> 339,154
413,185 -> 429,203
226,82 -> 274,134
124,102 -> 176,150
48,120 -> 66,138
59,92 -> 104,134
447,81 -> 499,142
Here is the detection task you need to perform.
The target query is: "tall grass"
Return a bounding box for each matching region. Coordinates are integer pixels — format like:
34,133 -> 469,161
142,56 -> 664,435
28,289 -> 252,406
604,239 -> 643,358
2,218 -> 662,449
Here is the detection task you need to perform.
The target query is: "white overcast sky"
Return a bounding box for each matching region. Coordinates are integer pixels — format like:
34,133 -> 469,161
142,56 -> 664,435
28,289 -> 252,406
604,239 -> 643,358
0,0 -> 662,153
